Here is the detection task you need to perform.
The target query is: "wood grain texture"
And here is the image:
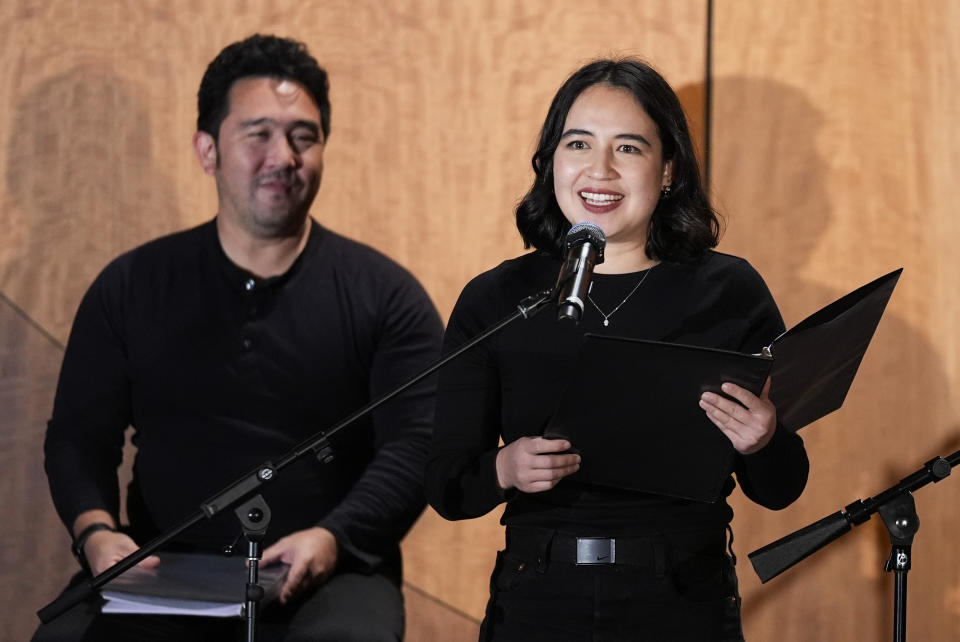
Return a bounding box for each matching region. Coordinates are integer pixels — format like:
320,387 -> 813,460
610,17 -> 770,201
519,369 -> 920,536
712,1 -> 960,640
403,583 -> 480,642
0,0 -> 706,638
0,297 -> 73,642
11,0 -> 959,640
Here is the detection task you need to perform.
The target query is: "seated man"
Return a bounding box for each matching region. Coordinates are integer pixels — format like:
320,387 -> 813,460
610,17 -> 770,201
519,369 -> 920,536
35,34 -> 442,642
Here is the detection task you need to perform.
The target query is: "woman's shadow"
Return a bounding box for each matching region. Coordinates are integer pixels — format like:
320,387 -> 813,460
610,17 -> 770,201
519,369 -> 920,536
678,76 -> 960,641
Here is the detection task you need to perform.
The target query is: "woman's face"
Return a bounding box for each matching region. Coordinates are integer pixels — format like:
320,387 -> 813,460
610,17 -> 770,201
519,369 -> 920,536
553,84 -> 672,255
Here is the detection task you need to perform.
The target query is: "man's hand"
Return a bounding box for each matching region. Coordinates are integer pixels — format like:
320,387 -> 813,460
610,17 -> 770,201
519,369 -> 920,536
73,510 -> 159,576
495,436 -> 581,493
261,527 -> 338,605
84,531 -> 160,577
699,378 -> 778,454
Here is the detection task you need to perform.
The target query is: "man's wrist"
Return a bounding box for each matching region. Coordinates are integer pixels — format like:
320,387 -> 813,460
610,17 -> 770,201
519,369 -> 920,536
71,522 -> 117,573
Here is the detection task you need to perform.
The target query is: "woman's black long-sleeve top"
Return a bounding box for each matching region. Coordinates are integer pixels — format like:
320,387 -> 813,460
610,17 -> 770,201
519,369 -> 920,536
425,250 -> 808,537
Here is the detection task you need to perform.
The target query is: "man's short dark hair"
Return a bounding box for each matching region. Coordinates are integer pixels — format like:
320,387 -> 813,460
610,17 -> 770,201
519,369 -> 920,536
197,34 -> 330,141
515,58 -> 720,264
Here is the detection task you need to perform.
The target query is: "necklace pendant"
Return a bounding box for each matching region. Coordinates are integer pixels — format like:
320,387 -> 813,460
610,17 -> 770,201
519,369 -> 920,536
587,265 -> 655,330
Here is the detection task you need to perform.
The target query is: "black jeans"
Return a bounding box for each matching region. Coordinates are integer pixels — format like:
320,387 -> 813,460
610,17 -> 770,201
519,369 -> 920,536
480,527 -> 744,642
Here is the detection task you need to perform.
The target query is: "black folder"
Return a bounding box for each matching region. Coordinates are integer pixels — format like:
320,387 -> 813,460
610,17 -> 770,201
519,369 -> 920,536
545,336 -> 772,502
766,268 -> 902,432
544,268 -> 902,502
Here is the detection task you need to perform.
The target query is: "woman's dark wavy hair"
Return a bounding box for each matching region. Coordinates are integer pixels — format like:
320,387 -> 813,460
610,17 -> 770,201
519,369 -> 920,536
516,58 -> 720,263
197,34 -> 330,142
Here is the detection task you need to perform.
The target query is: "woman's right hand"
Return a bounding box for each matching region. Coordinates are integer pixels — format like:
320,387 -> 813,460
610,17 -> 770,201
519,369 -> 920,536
495,436 -> 581,493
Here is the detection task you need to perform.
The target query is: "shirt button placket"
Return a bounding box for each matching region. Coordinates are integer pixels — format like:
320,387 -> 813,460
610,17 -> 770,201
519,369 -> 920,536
242,278 -> 256,351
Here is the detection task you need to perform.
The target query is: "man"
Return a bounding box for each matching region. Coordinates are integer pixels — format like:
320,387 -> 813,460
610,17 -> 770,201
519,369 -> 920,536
36,34 -> 442,641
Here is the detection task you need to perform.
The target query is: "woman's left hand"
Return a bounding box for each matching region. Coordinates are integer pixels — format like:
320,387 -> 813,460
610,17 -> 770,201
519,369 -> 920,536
699,378 -> 777,454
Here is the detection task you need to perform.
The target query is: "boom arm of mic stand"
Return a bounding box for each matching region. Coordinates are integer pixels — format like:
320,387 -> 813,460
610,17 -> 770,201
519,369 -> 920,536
37,286 -> 558,624
749,449 -> 957,583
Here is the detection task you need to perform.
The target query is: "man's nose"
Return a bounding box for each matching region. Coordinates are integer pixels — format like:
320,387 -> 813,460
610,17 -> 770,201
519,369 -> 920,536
266,134 -> 299,168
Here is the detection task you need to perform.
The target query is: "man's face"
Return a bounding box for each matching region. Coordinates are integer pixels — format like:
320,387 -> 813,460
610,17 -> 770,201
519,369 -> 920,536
197,76 -> 324,239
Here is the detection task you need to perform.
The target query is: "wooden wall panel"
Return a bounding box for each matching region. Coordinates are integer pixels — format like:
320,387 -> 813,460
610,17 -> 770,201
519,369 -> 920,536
713,1 -> 960,640
0,299 -> 73,642
0,1 -> 706,639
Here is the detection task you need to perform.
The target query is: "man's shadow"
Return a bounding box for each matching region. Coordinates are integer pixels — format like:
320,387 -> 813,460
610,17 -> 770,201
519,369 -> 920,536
677,76 -> 960,641
1,67 -> 180,640
3,66 -> 181,342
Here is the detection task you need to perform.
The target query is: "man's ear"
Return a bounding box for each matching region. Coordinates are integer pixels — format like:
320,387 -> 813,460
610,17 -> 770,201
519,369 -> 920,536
192,131 -> 218,175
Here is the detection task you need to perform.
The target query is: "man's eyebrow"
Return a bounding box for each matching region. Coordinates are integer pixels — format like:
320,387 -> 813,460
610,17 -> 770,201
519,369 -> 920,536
238,118 -> 320,135
239,117 -> 274,128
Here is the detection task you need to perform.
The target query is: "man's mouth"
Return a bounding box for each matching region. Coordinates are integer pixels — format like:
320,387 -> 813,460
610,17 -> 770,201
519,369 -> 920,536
258,176 -> 297,192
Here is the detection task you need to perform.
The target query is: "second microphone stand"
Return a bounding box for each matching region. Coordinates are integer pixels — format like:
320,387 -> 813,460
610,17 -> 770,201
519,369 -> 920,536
748,449 -> 957,642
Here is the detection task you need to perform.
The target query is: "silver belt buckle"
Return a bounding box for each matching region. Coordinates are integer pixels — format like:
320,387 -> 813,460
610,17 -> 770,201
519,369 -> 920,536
576,537 -> 616,565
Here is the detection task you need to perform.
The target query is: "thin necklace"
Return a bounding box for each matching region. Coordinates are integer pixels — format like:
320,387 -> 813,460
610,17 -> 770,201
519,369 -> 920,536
588,266 -> 655,327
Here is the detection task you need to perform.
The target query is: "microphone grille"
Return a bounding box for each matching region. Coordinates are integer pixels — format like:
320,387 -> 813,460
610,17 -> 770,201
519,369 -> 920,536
565,222 -> 606,255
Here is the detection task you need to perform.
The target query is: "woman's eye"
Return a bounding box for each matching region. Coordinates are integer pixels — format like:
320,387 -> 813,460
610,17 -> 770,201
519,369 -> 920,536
619,144 -> 640,154
567,140 -> 588,150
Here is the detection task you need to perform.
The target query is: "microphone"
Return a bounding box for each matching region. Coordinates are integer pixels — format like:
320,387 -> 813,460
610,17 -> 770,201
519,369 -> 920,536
555,222 -> 606,323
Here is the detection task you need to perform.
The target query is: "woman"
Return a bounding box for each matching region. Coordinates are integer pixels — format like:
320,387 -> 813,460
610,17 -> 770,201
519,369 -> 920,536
425,59 -> 808,641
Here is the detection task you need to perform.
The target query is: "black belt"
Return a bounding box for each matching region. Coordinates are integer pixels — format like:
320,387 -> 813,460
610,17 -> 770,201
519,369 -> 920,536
505,527 -> 667,569
505,526 -> 726,571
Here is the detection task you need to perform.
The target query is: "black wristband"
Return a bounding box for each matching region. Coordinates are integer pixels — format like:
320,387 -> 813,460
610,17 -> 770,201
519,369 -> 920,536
72,522 -> 117,573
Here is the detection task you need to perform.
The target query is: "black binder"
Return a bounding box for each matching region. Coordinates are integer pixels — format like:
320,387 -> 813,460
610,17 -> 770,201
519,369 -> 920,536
545,336 -> 771,502
766,268 -> 902,432
544,268 -> 902,502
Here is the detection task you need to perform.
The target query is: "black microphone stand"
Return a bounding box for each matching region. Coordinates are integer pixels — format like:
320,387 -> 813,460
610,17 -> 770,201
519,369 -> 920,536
748,448 -> 959,642
37,286 -> 559,638
232,495 -> 271,642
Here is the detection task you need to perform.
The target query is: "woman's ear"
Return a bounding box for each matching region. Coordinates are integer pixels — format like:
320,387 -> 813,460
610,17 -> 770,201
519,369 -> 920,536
662,159 -> 674,189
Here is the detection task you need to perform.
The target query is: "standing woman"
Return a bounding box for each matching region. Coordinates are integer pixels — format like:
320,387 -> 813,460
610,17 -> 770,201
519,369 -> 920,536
425,59 -> 808,641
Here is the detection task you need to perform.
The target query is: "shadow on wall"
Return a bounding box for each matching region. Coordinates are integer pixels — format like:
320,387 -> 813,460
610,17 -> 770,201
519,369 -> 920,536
0,296 -> 72,642
677,76 -> 960,640
2,66 -> 180,342
0,67 -> 180,641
